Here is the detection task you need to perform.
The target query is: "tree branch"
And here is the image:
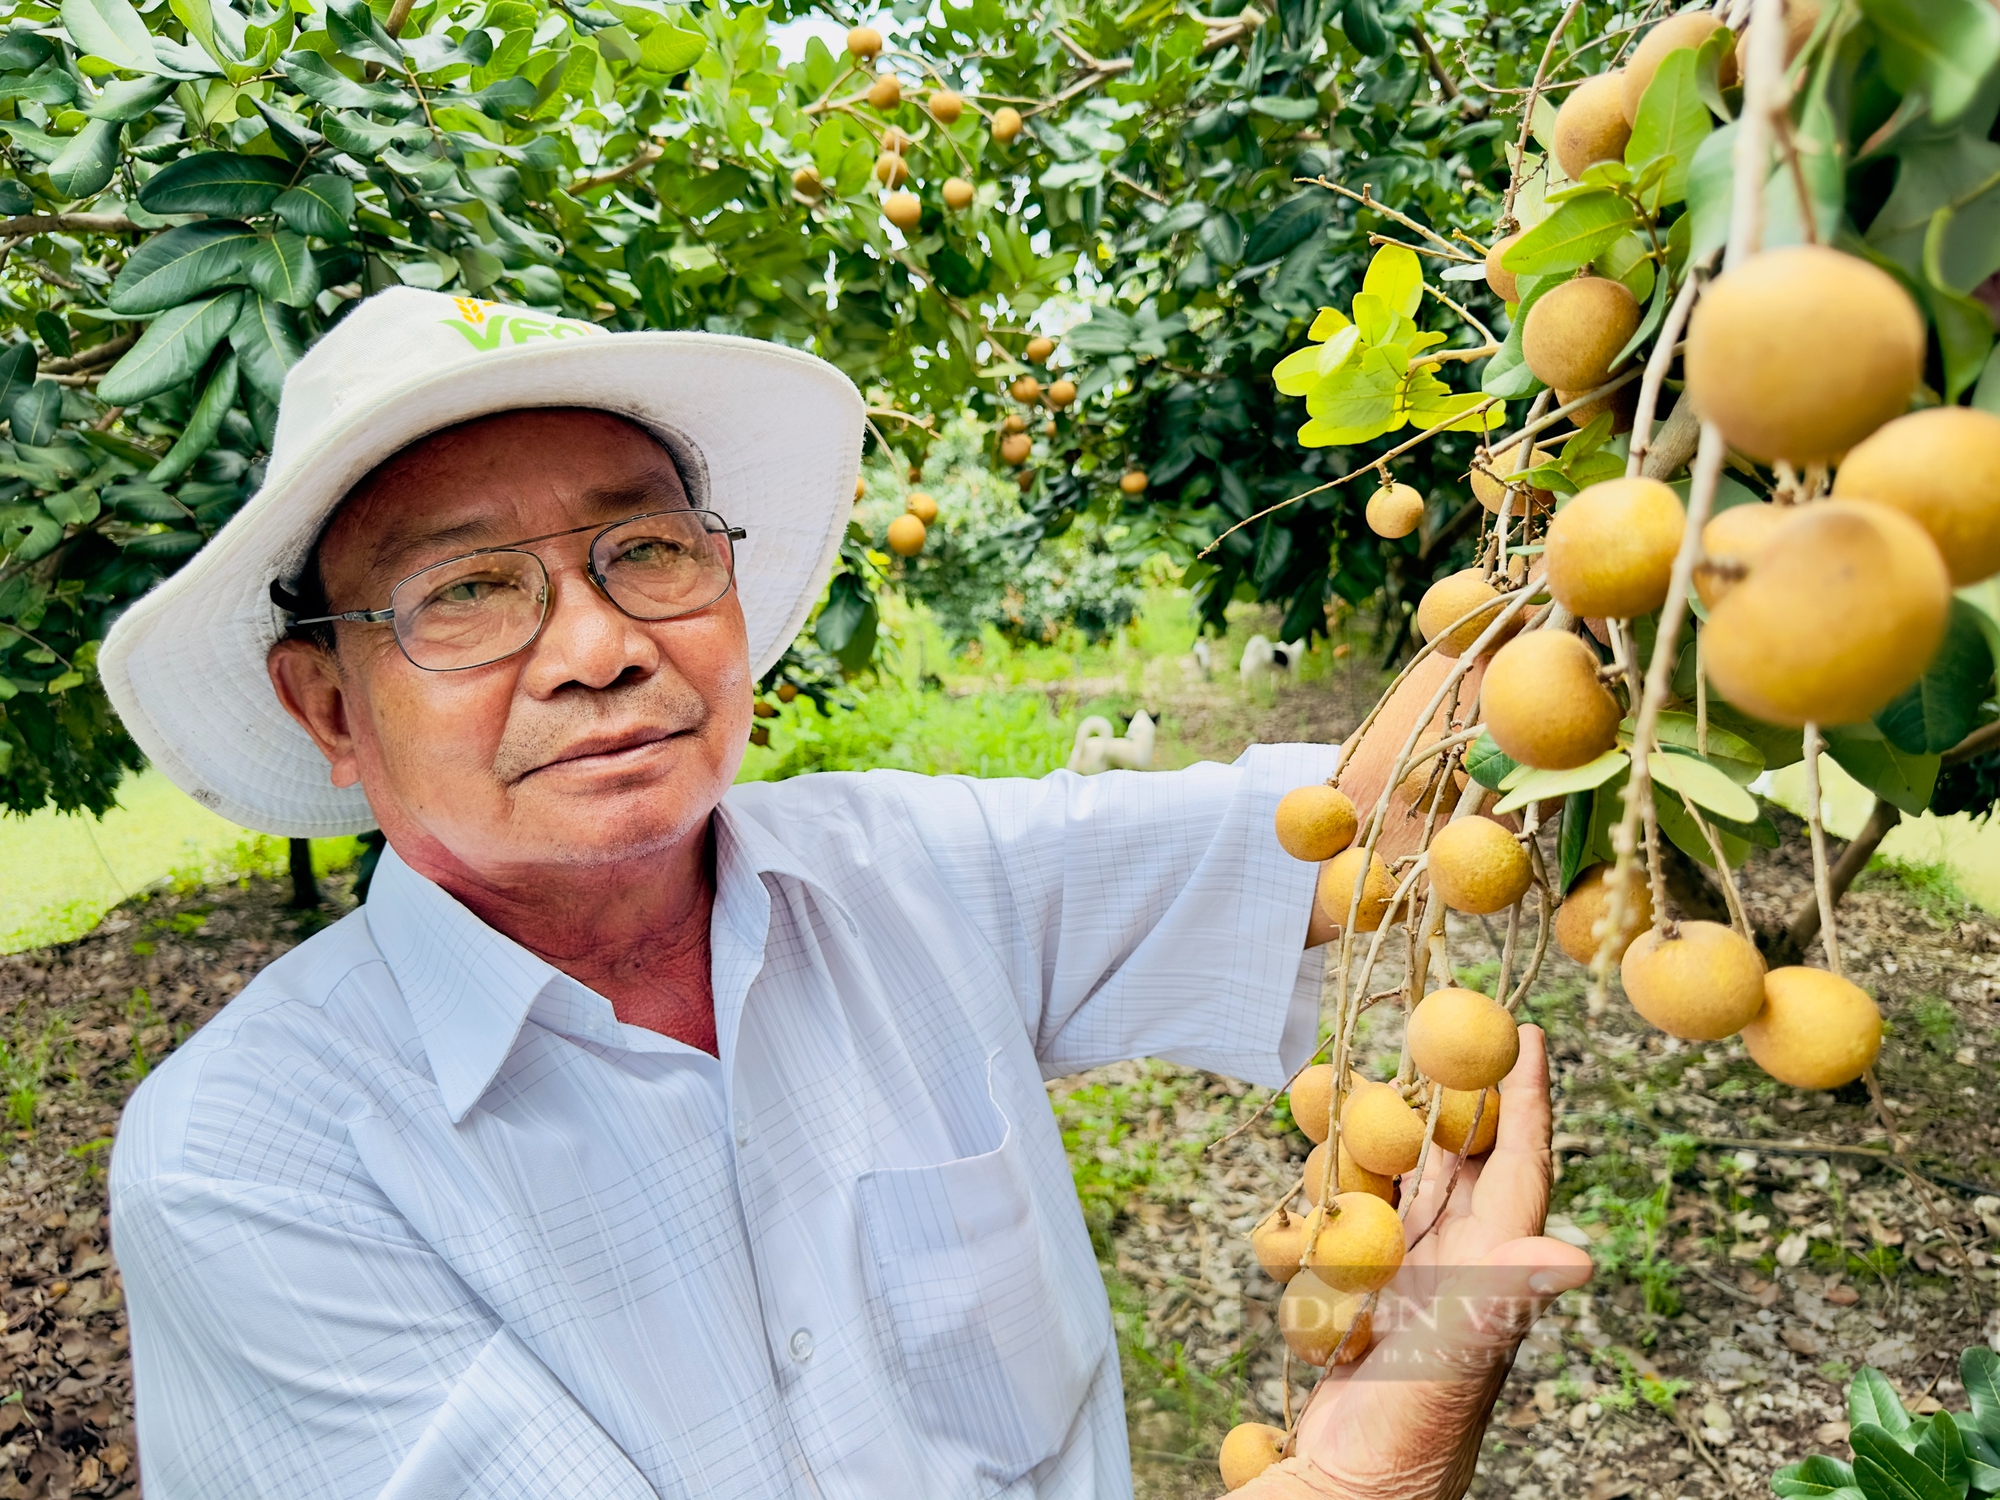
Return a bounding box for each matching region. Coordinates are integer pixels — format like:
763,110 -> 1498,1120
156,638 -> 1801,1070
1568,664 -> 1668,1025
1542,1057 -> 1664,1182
42,334 -> 134,375
1762,795 -> 1900,966
1943,717 -> 2000,767
567,142 -> 664,196
0,212 -> 140,237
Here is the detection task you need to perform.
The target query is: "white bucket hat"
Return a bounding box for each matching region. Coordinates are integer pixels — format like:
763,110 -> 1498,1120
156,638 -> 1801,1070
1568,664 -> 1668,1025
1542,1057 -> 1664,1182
99,286 -> 863,838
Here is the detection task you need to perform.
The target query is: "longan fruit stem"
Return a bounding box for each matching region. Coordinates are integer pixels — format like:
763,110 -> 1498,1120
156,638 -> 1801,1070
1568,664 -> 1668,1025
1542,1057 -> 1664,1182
1627,262 -> 1711,480
1727,0 -> 1791,269
1801,722 -> 1843,976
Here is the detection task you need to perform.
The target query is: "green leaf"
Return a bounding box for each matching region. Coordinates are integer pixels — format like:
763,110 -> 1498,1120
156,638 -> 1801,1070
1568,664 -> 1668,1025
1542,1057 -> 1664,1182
1248,94 -> 1321,121
1854,1422 -> 1964,1500
1966,1349 -> 2000,1443
1625,47 -> 1710,206
278,50 -> 419,113
1952,1417 -> 2000,1494
61,0 -> 160,73
272,174 -> 356,239
1772,1455 -> 1866,1499
46,119 -> 121,200
1558,790 -> 1593,891
108,222 -> 258,315
639,23 -> 706,72
1648,748 -> 1759,822
247,231 -> 319,308
148,350 -> 236,483
1875,599 -> 1995,754
43,486 -> 99,526
227,294 -> 301,403
1913,1412 -> 1970,1495
0,506 -> 63,562
1824,727 -> 1941,816
325,0 -> 403,67
1502,191 -> 1643,275
1851,1369 -> 1917,1441
1643,710 -> 1764,782
1298,352 -> 1401,446
1685,123 -> 1736,263
1244,192 -> 1332,266
816,571 -> 877,670
1466,730 -> 1520,791
139,152 -> 291,217
0,343 -> 39,417
6,381 -> 63,447
1653,785 -> 1751,866
1361,242 -> 1424,319
1859,0 -> 2000,125
84,73 -> 178,122
1492,750 -> 1629,813
98,290 -> 243,405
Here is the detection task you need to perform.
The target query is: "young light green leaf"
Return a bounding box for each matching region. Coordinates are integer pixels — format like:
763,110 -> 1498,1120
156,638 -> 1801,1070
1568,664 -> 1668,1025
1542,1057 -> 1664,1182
147,350 -> 237,483
1273,324 -> 1360,395
1492,750 -> 1629,813
228,294 -> 302,403
47,119 -> 121,200
247,232 -> 319,308
272,174 -> 355,239
97,290 -> 244,405
1502,191 -> 1643,275
1362,241 -> 1424,319
1626,48 -> 1710,206
1641,711 -> 1765,782
1648,748 -> 1759,822
61,0 -> 160,73
637,23 -> 704,73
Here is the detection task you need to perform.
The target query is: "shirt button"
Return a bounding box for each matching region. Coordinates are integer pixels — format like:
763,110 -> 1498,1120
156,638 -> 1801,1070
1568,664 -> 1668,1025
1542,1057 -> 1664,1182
788,1327 -> 813,1363
733,1115 -> 750,1147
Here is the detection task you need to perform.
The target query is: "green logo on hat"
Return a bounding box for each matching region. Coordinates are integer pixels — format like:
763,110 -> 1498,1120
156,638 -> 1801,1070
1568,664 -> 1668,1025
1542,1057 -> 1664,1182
439,298 -> 605,351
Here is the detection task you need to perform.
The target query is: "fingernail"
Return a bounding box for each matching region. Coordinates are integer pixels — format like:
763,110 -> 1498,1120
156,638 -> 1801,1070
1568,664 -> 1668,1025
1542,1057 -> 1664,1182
1530,1269 -> 1583,1296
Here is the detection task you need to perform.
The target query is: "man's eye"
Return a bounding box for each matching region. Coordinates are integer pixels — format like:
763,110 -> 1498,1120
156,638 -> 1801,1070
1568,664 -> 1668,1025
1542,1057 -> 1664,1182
616,538 -> 690,565
430,577 -> 510,606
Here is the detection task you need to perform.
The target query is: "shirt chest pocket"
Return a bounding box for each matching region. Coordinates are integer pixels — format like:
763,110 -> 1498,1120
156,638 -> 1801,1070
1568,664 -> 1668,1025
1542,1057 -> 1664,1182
854,1079 -> 1106,1484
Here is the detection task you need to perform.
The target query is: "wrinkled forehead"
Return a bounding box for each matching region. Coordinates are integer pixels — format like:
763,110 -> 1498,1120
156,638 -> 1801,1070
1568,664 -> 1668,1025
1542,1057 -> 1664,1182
316,408 -> 697,587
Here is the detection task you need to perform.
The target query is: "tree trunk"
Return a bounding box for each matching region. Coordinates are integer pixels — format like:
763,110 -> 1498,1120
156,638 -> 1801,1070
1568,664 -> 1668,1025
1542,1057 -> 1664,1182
288,837 -> 320,909
1761,796 -> 1900,966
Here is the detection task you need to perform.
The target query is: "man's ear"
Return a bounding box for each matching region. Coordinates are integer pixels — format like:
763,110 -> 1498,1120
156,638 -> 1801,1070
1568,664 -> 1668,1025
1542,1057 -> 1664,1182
268,640 -> 363,789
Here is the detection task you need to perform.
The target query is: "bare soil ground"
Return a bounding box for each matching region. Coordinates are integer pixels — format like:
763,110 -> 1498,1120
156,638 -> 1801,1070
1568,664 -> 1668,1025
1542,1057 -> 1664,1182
0,663 -> 1993,1500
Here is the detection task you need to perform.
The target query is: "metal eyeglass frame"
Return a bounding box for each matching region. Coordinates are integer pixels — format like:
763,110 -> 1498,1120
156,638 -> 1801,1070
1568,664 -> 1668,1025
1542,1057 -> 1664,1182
283,508 -> 749,672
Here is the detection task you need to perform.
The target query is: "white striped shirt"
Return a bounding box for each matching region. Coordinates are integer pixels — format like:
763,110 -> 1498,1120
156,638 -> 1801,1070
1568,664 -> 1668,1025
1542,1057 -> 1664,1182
111,744 -> 1335,1499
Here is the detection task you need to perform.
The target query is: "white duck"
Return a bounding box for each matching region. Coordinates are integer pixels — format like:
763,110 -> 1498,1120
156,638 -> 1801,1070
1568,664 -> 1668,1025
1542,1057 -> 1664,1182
1067,711 -> 1157,775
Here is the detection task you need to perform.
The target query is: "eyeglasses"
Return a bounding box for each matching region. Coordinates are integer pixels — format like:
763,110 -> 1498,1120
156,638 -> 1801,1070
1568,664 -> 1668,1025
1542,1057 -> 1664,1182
287,509 -> 748,672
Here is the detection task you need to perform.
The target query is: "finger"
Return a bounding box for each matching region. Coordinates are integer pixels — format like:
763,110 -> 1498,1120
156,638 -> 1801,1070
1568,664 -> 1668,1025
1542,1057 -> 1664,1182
1469,1024 -> 1555,1239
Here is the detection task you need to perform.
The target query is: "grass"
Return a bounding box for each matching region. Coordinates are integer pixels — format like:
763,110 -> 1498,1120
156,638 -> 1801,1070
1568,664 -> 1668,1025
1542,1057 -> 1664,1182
1852,853 -> 1972,925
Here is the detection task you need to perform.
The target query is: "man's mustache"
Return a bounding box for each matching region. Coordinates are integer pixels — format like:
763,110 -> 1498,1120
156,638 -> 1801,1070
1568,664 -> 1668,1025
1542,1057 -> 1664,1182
492,676 -> 711,784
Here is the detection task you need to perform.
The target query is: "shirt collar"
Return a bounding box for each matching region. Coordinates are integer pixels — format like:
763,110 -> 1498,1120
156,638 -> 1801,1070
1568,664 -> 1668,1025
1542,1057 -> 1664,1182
365,800 -> 853,1123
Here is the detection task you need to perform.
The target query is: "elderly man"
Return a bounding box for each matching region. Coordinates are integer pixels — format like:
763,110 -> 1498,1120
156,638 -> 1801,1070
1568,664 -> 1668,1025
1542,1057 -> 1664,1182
100,288 -> 1588,1500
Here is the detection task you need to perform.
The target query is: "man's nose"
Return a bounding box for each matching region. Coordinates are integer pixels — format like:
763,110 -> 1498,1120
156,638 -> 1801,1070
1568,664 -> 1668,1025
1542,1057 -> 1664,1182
518,562 -> 661,694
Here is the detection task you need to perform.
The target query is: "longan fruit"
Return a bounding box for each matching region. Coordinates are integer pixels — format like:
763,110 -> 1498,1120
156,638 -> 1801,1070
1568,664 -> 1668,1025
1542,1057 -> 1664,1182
1289,1063 -> 1337,1144
942,176 -> 975,210
1367,482 -> 1426,539
1742,967 -> 1882,1090
1832,406 -> 2000,585
1416,569 -> 1515,658
1001,413 -> 1027,434
885,513 -> 926,556
1544,476 -> 1686,619
1046,378 -> 1077,408
1471,445 -> 1556,515
1621,920 -> 1766,1040
874,152 -> 910,188
1407,987 -> 1520,1092
999,431 -> 1032,465
1010,374 -> 1042,403
1624,13 -> 1733,123
1554,862 -> 1653,965
1522,276 -> 1640,393
1686,245 -> 1924,465
991,105 -> 1023,142
1251,1206 -> 1313,1284
1302,1139 -> 1396,1207
845,25 -> 883,58
1340,1079 -> 1424,1177
1317,847 -> 1397,933
1484,233 -> 1520,304
867,72 -> 902,110
791,164 -> 822,198
905,491 -> 938,523
879,125 -> 912,153
1220,1422 -> 1288,1490
1119,470 -> 1149,494
1025,334 -> 1057,363
883,190 -> 921,230
1693,501 -> 1789,609
1426,818 -> 1533,916
1307,1191 -> 1406,1295
1480,630 -> 1621,771
1434,1086 -> 1500,1156
928,87 -> 963,123
1553,72 -> 1631,182
1275,785 -> 1358,862
1279,1267 -> 1374,1365
1703,500 -> 1950,727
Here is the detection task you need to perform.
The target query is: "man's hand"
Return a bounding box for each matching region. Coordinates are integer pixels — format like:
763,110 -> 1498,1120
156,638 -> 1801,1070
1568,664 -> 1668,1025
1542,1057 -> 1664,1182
1235,1025 -> 1592,1499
